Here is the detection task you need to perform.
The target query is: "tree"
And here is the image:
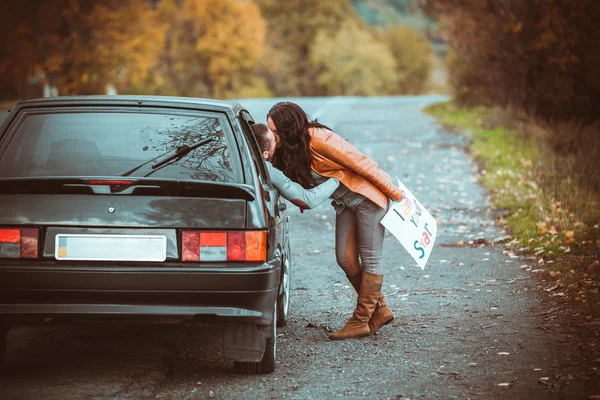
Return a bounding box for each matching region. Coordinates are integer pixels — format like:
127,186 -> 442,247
154,0 -> 266,99
0,0 -> 164,95
256,0 -> 363,96
381,25 -> 432,94
310,21 -> 398,96
421,0 -> 600,121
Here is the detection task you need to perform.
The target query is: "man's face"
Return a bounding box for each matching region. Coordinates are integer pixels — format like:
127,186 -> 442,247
262,128 -> 277,161
267,117 -> 281,149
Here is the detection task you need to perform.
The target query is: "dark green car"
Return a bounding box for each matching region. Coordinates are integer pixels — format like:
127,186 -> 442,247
0,96 -> 291,374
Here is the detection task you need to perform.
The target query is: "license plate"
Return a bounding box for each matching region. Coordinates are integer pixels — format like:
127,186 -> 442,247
55,234 -> 167,262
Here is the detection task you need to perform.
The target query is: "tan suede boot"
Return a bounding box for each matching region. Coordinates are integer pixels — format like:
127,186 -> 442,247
347,272 -> 394,333
329,272 -> 383,340
369,294 -> 394,332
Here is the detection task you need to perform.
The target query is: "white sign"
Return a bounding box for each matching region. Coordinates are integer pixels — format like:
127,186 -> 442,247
381,179 -> 437,269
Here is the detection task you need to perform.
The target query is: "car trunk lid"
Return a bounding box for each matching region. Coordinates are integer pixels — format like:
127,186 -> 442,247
0,178 -> 254,262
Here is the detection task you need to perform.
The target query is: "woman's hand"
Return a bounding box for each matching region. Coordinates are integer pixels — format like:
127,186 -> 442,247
390,188 -> 404,202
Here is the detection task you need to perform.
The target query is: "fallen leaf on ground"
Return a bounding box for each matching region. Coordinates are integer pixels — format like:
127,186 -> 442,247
544,283 -> 560,292
538,377 -> 551,386
565,230 -> 575,238
537,222 -> 548,234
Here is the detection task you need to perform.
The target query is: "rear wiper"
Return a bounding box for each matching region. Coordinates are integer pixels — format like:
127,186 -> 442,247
117,137 -> 214,177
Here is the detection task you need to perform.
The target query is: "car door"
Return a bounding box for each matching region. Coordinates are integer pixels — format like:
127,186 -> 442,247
237,111 -> 288,250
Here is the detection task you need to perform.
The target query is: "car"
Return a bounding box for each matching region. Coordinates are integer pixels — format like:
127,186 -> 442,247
0,95 -> 292,374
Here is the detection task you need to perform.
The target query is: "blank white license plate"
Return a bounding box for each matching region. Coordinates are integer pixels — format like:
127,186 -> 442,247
55,234 -> 167,262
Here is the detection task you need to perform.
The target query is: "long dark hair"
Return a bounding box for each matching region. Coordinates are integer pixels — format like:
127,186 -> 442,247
267,102 -> 331,189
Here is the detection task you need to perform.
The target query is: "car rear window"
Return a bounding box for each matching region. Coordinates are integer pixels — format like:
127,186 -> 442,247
0,110 -> 236,182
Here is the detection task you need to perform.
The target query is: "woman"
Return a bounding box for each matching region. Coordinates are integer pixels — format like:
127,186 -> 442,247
267,102 -> 404,340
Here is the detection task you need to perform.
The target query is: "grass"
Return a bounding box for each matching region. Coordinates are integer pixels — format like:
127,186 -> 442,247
425,101 -> 600,313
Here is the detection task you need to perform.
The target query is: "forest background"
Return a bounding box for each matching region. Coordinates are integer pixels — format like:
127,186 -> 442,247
0,0 -> 438,100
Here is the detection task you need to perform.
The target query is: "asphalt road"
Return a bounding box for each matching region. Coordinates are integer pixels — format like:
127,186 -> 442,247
1,96 -> 598,399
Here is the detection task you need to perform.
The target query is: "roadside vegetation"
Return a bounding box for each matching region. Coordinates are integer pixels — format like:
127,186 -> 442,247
420,0 -> 600,314
0,0 -> 434,100
425,102 -> 600,314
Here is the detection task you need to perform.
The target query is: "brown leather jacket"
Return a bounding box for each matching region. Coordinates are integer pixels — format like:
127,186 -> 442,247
308,127 -> 403,210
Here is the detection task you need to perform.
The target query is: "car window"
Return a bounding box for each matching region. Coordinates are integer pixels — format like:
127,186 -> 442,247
239,112 -> 269,184
0,110 -> 236,182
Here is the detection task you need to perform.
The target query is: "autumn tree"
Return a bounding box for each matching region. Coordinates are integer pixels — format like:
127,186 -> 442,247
380,25 -> 432,94
421,0 -> 600,122
256,0 -> 363,96
310,21 -> 398,96
152,0 -> 266,99
0,0 -> 164,95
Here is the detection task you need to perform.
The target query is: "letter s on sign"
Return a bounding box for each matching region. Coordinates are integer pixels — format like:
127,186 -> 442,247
413,240 -> 425,259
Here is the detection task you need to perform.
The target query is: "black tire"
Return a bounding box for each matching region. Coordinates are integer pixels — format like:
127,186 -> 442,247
234,302 -> 277,374
276,246 -> 291,327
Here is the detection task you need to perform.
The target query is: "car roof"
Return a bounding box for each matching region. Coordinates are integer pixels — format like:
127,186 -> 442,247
12,95 -> 246,115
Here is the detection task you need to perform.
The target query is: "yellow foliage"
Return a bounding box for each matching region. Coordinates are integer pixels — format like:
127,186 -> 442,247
155,0 -> 266,98
232,78 -> 274,99
256,0 -> 362,96
0,0 -> 164,95
88,1 -> 167,90
380,25 -> 433,94
309,21 -> 397,96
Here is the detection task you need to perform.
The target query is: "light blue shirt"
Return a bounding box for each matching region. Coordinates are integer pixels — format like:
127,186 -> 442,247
266,162 -> 339,209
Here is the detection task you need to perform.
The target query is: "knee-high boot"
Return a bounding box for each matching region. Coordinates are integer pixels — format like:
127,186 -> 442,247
347,272 -> 394,333
329,272 -> 383,340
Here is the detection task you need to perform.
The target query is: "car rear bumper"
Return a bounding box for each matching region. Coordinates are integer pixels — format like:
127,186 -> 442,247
0,260 -> 281,326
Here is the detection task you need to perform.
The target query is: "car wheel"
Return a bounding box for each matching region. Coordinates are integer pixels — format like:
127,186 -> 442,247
234,301 -> 277,374
276,252 -> 291,327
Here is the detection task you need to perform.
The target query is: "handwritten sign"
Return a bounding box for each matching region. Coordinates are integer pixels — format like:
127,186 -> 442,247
380,178 -> 437,270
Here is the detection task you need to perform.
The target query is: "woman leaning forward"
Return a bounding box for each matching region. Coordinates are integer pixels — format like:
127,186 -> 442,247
267,102 -> 404,340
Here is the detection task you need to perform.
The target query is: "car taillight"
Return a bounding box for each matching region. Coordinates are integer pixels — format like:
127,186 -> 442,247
182,231 -> 267,262
0,227 -> 39,258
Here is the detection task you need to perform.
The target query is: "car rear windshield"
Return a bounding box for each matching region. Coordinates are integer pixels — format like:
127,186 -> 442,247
0,110 -> 236,182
